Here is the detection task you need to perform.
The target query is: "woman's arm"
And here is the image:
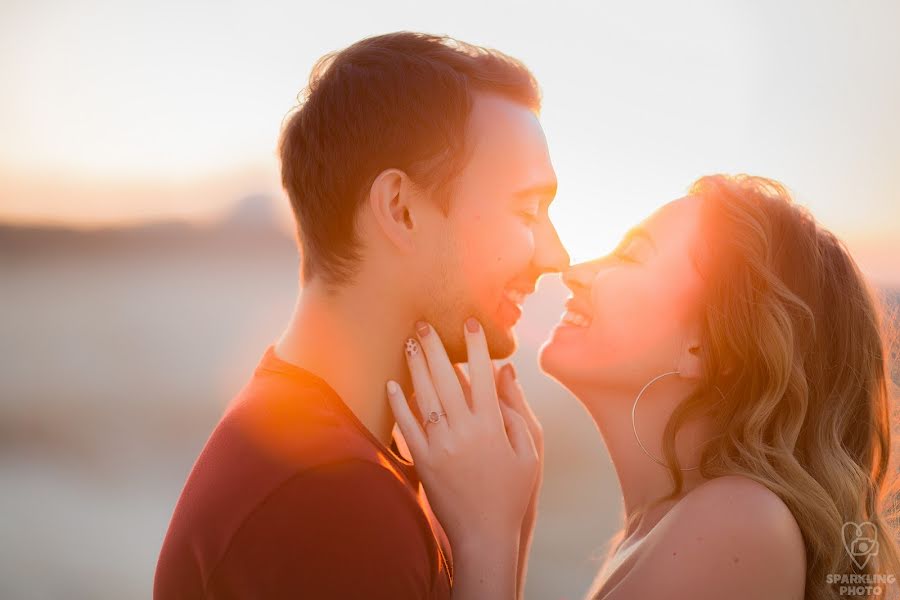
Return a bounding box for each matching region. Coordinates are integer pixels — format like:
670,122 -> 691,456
450,534 -> 520,600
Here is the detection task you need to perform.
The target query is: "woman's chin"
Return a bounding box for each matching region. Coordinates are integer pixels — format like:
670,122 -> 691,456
542,320 -> 589,347
538,328 -> 581,380
539,322 -> 609,391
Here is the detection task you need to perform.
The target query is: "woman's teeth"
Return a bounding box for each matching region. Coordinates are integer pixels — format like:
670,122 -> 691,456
561,310 -> 592,328
504,289 -> 527,306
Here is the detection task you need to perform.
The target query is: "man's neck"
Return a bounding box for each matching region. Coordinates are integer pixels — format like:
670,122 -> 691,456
274,278 -> 415,447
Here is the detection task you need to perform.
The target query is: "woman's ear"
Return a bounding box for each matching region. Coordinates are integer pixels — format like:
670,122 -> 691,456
677,340 -> 703,381
368,168 -> 415,252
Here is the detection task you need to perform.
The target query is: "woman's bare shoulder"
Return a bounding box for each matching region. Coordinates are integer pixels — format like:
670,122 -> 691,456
605,475 -> 807,600
677,474 -> 802,526
666,475 -> 807,566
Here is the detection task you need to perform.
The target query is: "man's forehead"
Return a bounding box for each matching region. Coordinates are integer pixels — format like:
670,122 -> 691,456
464,93 -> 555,188
467,93 -> 545,143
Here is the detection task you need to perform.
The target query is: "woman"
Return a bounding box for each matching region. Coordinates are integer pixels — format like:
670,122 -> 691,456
386,174 -> 900,599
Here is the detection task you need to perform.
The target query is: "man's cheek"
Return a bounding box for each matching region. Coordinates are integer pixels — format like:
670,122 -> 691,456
489,227 -> 536,270
456,223 -> 534,303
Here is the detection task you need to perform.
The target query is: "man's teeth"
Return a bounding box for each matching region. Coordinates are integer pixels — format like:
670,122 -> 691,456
561,310 -> 592,327
504,289 -> 527,305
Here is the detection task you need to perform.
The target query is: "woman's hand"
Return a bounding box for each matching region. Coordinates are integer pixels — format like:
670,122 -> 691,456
386,317 -> 540,599
451,360 -> 542,600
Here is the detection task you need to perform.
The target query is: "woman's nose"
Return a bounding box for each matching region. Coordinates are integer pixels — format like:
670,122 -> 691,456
562,259 -> 600,293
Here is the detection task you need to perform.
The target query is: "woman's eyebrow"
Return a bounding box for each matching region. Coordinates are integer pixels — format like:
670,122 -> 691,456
622,226 -> 657,250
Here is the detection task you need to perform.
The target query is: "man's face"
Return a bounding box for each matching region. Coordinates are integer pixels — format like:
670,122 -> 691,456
417,93 -> 569,363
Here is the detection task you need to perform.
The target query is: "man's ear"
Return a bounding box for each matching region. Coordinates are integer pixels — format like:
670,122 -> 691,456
368,168 -> 416,252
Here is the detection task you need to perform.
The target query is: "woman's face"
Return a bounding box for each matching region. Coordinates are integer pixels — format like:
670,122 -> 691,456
539,195 -> 708,394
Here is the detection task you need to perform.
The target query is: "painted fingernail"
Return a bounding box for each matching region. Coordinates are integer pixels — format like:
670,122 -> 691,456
465,317 -> 480,333
386,380 -> 399,395
405,338 -> 419,357
415,321 -> 430,337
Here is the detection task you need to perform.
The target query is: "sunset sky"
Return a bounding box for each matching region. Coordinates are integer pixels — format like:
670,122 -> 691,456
2,0 -> 898,284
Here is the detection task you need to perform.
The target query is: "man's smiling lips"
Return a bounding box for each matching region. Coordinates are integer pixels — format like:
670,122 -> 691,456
499,286 -> 535,324
503,288 -> 529,306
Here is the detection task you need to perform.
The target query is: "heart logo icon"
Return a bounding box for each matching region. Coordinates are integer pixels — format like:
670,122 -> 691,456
842,521 -> 879,570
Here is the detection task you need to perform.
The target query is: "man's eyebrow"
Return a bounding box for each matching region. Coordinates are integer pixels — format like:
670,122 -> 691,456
514,182 -> 558,204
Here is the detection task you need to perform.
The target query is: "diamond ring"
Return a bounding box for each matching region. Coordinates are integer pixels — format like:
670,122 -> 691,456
422,411 -> 447,427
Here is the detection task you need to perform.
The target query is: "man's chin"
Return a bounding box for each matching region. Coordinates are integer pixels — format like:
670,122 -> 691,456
436,312 -> 516,363
441,323 -> 515,363
484,324 -> 517,360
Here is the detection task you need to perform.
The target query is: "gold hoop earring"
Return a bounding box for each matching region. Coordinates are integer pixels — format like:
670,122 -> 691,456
631,370 -> 722,471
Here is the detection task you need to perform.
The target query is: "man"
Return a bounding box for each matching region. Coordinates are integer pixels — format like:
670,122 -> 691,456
154,31 -> 568,599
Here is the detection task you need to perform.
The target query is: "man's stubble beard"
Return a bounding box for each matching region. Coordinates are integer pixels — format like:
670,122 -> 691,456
424,234 -> 516,364
427,276 -> 516,364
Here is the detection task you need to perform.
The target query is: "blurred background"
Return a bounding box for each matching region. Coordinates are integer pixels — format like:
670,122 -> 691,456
2,1 -> 899,598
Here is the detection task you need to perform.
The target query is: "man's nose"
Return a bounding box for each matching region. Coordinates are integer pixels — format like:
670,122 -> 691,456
533,221 -> 571,275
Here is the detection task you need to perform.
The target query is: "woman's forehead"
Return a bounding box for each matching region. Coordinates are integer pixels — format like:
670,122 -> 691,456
644,195 -> 703,237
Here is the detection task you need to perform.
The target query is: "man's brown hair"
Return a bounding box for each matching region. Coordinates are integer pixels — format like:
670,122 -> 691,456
278,32 -> 540,286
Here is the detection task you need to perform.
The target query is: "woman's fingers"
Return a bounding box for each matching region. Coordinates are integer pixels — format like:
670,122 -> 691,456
386,380 -> 428,459
463,317 -> 500,416
498,363 -> 536,424
390,330 -> 542,557
499,401 -> 538,460
497,364 -> 524,411
404,337 -> 449,436
452,363 -> 473,410
415,321 -> 469,420
499,363 -> 544,454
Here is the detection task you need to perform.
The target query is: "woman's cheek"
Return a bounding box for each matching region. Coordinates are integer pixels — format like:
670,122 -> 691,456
590,276 -> 657,357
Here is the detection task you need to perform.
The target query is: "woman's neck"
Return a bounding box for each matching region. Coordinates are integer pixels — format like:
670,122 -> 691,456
570,379 -> 714,537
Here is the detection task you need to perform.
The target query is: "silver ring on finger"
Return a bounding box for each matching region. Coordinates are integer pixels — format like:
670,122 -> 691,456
422,410 -> 447,428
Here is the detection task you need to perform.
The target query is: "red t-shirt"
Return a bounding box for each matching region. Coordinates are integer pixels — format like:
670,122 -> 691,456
154,346 -> 453,599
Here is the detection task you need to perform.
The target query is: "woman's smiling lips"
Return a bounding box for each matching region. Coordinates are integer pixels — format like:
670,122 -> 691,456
558,295 -> 593,328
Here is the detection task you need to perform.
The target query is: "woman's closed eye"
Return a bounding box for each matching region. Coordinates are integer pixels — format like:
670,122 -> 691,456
612,227 -> 657,264
613,239 -> 641,263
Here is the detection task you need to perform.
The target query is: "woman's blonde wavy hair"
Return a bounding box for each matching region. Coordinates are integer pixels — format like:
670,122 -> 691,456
614,174 -> 900,599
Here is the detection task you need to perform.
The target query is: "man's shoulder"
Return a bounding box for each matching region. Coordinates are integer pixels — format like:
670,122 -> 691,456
156,458 -> 438,599
155,366 -> 423,597
224,368 -> 371,462
225,458 -> 430,559
170,369 -> 411,546
201,459 -> 441,598
216,458 -> 426,551
242,459 -> 424,526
